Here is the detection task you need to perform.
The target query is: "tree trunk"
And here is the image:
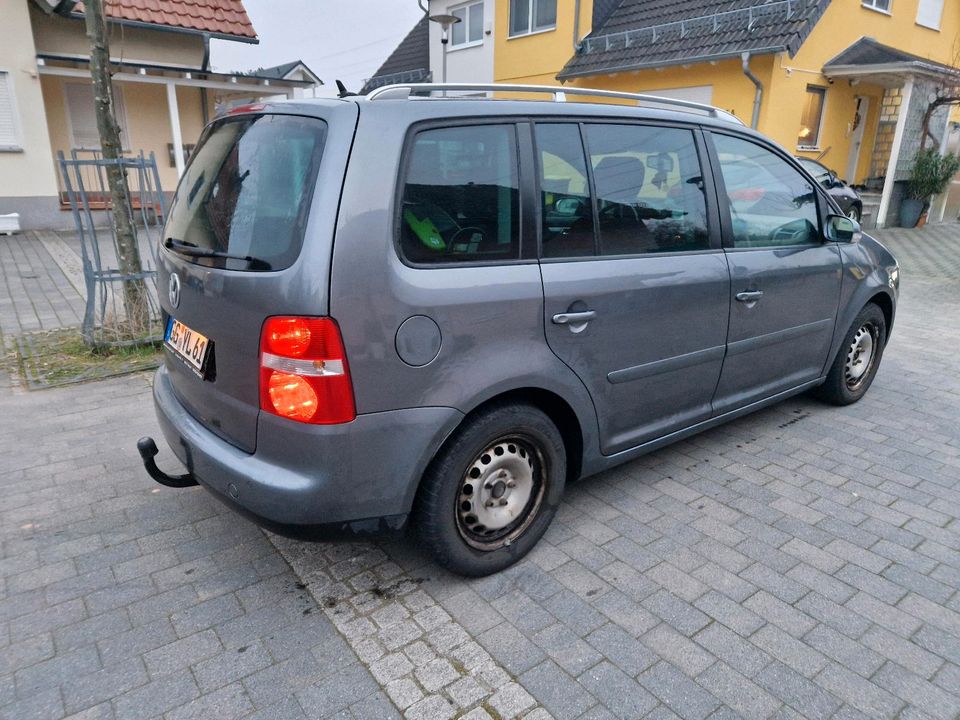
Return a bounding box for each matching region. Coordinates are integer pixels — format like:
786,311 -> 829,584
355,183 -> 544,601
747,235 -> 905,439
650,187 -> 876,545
83,0 -> 149,336
920,96 -> 960,152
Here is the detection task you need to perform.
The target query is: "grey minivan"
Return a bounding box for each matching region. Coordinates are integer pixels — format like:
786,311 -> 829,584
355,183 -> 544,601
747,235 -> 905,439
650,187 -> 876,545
139,84 -> 899,577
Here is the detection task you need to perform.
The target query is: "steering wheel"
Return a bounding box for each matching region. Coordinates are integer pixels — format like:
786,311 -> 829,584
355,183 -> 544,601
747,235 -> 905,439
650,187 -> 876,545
446,226 -> 485,253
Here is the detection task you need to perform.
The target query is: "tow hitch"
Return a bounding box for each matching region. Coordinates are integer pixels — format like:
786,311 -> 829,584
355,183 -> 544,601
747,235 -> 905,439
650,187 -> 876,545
137,437 -> 199,488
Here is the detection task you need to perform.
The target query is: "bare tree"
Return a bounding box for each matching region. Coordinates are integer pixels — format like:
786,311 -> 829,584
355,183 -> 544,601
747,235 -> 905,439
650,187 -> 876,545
920,37 -> 960,151
83,0 -> 149,335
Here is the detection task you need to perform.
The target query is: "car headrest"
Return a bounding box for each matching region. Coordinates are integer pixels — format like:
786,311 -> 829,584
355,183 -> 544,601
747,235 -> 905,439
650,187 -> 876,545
593,155 -> 645,205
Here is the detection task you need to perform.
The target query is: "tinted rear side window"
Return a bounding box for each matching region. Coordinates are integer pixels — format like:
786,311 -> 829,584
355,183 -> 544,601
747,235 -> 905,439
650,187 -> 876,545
399,124 -> 520,264
584,124 -> 710,256
164,114 -> 327,271
536,123 -> 596,258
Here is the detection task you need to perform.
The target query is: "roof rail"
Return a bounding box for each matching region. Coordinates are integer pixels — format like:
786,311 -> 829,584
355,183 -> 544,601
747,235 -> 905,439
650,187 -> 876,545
366,83 -> 744,125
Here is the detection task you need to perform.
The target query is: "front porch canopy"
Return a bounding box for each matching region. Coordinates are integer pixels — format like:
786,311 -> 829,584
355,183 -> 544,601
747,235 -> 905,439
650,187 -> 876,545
35,54 -> 315,178
824,38 -> 960,227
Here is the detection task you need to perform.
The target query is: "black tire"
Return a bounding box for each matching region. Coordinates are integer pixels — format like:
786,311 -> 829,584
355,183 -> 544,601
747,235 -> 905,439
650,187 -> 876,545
846,204 -> 862,223
814,303 -> 886,405
413,403 -> 566,577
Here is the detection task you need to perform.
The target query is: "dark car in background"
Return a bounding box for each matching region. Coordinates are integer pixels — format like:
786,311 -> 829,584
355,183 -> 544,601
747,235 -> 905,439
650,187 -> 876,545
796,157 -> 863,222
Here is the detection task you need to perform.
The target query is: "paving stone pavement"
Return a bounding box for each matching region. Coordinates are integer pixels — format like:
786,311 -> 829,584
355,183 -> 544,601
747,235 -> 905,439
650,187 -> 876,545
1,225 -> 959,719
0,231 -> 84,338
271,226 -> 960,720
0,375 -> 397,719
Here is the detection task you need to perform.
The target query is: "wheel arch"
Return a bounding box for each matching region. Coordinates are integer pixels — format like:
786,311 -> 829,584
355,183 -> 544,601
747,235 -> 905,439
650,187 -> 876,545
425,386 -> 586,491
867,290 -> 894,341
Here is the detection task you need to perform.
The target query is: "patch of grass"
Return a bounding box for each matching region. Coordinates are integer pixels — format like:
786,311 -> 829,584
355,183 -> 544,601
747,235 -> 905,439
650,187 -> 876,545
15,327 -> 161,389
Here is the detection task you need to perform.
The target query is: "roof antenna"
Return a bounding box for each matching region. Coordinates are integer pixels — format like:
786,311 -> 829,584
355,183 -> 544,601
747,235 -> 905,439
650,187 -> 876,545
336,80 -> 358,98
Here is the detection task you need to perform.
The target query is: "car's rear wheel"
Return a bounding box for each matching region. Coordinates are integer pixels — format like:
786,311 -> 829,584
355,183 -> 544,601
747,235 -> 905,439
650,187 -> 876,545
814,303 -> 886,405
847,205 -> 862,223
414,403 -> 565,576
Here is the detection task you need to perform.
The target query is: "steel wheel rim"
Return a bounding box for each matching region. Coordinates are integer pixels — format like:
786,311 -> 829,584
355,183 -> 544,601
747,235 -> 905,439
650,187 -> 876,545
844,321 -> 877,390
455,435 -> 546,551
847,207 -> 860,221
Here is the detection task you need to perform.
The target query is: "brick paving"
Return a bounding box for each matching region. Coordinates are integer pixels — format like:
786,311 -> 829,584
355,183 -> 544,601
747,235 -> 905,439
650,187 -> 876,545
0,225 -> 959,719
0,375 -> 396,719
0,231 -> 84,338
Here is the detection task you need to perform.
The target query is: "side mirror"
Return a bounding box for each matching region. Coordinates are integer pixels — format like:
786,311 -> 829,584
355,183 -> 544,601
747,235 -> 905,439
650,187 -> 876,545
825,214 -> 862,243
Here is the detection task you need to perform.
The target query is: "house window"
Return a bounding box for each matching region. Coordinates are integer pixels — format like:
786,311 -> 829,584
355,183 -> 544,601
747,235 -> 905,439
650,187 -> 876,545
509,0 -> 556,36
916,0 -> 944,29
451,1 -> 484,46
64,82 -> 130,151
797,86 -> 827,148
0,71 -> 21,152
862,0 -> 891,13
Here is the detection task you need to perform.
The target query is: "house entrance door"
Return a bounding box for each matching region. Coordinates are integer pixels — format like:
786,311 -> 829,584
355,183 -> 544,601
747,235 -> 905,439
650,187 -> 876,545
845,96 -> 869,184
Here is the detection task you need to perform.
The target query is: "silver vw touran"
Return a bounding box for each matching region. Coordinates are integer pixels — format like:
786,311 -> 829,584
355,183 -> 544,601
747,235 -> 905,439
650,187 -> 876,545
139,84 -> 899,576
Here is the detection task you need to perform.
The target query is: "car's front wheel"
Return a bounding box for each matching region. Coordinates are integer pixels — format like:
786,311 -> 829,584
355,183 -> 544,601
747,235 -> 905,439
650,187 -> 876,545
814,303 -> 886,405
414,403 -> 566,576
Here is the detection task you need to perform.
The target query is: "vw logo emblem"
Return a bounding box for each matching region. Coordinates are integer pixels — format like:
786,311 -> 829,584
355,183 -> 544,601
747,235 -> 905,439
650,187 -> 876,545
168,273 -> 181,309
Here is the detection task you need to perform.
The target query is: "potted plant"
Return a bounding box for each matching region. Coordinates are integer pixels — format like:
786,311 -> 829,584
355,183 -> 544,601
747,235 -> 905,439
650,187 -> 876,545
901,148 -> 960,227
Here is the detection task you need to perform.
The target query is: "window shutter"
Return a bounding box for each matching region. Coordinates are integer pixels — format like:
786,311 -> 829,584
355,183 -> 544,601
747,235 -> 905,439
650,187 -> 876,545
0,72 -> 20,150
65,82 -> 129,150
916,0 -> 944,29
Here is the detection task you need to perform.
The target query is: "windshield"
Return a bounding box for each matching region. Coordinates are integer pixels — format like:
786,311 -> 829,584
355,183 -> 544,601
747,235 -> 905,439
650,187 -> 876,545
163,114 -> 327,271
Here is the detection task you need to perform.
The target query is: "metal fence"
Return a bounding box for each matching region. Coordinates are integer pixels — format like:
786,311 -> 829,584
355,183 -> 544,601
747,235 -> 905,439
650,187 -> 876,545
57,150 -> 166,348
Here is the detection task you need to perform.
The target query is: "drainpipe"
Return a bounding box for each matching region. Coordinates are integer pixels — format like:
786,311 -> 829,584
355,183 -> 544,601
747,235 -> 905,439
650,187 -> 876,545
741,52 -> 763,130
200,32 -> 210,124
201,32 -> 211,73
573,0 -> 582,51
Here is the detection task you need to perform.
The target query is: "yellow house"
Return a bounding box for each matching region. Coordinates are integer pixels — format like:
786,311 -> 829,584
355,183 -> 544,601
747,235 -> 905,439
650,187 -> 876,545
0,0 -> 318,230
370,0 -> 959,227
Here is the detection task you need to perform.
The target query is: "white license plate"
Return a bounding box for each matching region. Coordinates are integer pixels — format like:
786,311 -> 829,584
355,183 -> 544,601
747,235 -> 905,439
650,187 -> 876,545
165,318 -> 210,375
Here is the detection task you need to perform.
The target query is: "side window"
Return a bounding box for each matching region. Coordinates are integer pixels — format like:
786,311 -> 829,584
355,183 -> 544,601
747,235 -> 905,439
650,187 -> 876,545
399,125 -> 520,264
713,134 -> 820,249
536,124 -> 596,258
585,124 -> 710,256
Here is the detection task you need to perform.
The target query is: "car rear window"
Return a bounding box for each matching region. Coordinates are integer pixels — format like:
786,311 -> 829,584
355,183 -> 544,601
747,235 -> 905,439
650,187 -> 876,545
163,114 -> 327,271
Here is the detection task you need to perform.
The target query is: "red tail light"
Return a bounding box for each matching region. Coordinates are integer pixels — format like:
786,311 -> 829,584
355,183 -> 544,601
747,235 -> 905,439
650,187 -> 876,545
259,317 -> 356,424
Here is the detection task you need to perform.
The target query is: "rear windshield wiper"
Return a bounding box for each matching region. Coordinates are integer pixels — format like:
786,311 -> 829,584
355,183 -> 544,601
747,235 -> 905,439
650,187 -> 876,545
164,238 -> 272,270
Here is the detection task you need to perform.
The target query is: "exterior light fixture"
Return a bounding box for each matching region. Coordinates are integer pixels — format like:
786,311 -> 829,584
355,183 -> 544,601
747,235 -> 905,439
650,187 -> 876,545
428,13 -> 462,88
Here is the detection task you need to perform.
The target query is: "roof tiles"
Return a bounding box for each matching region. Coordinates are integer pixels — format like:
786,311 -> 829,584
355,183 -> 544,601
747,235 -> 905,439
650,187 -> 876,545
361,15 -> 431,94
73,0 -> 257,40
558,0 -> 831,79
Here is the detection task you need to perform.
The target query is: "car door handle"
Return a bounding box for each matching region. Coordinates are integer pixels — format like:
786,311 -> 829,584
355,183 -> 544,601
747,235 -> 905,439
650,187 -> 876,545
735,290 -> 764,303
552,310 -> 597,325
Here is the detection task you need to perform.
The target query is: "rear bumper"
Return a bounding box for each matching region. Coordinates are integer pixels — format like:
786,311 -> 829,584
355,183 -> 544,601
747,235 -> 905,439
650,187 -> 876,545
151,366 -> 463,532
